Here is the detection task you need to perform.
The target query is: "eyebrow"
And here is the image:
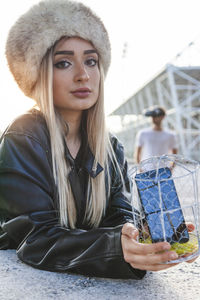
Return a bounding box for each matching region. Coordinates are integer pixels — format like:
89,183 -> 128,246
54,49 -> 98,56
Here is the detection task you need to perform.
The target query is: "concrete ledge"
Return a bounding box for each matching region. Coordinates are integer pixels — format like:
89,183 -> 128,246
0,250 -> 199,300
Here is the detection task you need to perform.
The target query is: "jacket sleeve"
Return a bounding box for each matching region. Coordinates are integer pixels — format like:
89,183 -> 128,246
100,137 -> 138,228
0,133 -> 146,279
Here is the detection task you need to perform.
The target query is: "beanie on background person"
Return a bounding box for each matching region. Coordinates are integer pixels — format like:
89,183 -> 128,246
144,106 -> 166,117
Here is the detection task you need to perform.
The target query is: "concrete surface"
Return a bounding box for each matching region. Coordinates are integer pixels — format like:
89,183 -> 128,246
0,250 -> 199,300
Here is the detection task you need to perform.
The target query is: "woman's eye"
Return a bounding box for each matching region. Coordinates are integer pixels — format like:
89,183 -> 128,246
85,58 -> 98,67
54,60 -> 71,69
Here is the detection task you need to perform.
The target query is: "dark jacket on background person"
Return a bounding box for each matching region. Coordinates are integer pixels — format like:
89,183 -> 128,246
0,109 -> 145,279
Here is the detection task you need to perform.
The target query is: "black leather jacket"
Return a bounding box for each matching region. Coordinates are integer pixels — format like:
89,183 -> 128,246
0,109 -> 145,279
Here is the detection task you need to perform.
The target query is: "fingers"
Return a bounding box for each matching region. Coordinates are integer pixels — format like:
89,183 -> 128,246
121,223 -> 139,239
121,222 -> 197,272
121,223 -> 171,255
128,249 -> 178,266
186,222 -> 195,232
137,240 -> 171,255
184,222 -> 197,263
121,223 -> 180,272
122,235 -> 178,265
123,237 -> 171,256
186,257 -> 198,263
184,253 -> 199,263
130,261 -> 178,271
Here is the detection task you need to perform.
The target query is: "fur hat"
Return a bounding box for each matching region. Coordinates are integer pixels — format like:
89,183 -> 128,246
6,0 -> 111,98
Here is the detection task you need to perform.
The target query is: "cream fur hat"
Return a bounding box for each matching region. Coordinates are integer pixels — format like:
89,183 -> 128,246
6,0 -> 111,98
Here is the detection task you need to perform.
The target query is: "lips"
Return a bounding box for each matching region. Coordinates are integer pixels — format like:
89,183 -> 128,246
71,88 -> 91,99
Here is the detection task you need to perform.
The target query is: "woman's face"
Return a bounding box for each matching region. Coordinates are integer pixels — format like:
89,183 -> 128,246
53,37 -> 100,115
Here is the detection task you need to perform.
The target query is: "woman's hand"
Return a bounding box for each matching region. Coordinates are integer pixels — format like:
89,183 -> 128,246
121,223 -> 179,271
184,222 -> 198,263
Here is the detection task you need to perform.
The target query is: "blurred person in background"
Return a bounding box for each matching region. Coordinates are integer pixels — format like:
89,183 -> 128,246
134,106 -> 178,164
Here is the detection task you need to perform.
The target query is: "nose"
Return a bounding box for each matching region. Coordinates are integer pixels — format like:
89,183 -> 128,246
74,64 -> 89,82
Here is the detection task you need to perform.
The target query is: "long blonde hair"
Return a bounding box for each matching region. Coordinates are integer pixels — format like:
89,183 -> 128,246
33,46 -> 123,229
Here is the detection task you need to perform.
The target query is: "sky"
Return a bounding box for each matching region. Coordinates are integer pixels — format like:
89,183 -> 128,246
1,0 -> 200,131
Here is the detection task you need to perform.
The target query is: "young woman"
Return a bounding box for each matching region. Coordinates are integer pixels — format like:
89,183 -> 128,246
0,0 -> 188,279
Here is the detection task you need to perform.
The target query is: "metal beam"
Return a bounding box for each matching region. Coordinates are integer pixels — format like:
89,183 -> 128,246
108,65 -> 200,161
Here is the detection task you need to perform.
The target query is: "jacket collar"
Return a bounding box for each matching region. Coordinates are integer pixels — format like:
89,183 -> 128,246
84,148 -> 104,178
63,139 -> 103,178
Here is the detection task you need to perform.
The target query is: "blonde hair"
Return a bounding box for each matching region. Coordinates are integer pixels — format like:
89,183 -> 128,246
33,46 -> 123,229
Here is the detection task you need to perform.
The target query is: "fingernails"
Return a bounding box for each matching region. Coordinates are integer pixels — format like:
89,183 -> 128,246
170,252 -> 178,260
163,244 -> 171,250
131,229 -> 137,236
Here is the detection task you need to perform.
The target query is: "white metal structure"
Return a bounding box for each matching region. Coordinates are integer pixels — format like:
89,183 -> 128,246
109,64 -> 200,162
